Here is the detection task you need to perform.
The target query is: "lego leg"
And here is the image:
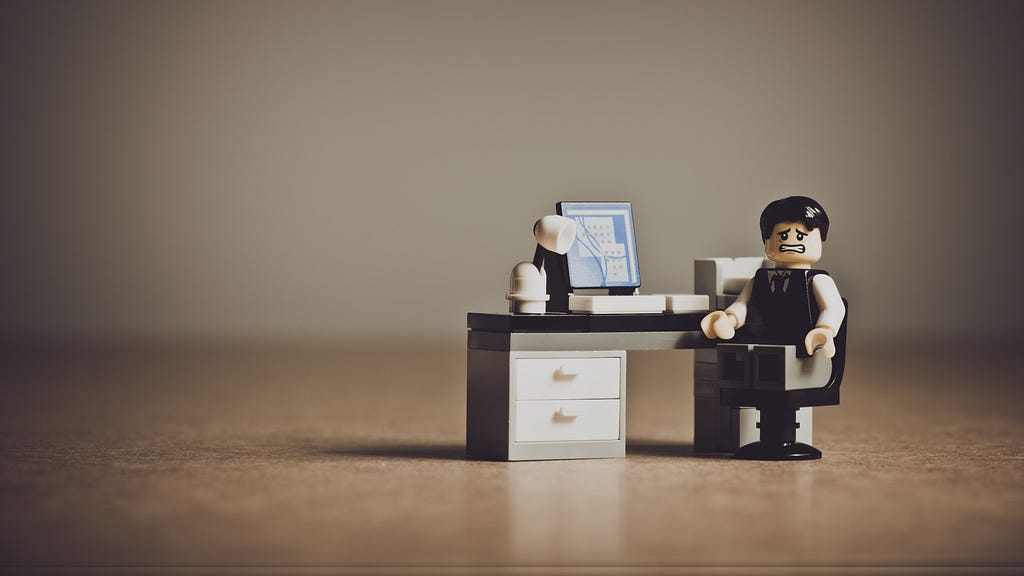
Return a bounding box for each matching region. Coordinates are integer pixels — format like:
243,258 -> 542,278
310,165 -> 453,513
717,343 -> 755,386
750,345 -> 831,391
729,345 -> 828,460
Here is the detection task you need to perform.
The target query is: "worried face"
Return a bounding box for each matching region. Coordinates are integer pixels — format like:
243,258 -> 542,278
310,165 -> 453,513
764,221 -> 823,267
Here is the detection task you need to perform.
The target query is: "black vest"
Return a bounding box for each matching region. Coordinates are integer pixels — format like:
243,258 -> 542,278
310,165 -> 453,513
737,268 -> 827,354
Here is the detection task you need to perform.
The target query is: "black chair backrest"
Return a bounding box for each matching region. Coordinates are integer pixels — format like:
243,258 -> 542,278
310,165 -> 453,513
823,298 -> 849,391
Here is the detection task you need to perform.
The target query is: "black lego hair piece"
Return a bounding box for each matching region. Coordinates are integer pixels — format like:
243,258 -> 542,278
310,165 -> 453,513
759,196 -> 830,242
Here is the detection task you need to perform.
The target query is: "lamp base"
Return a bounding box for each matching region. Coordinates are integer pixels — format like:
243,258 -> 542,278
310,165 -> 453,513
509,300 -> 547,314
507,261 -> 550,315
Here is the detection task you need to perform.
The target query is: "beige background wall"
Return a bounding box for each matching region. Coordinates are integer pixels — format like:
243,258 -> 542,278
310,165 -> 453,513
2,0 -> 1022,342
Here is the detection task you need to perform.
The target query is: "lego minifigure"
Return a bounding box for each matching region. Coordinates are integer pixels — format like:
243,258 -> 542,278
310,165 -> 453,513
699,196 -> 847,460
701,196 -> 845,358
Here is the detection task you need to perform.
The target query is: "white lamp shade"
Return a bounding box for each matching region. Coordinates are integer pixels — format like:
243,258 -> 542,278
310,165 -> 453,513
533,215 -> 577,255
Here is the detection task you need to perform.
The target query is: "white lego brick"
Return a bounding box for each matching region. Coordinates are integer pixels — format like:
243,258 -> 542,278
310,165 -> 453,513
751,345 -> 832,391
568,294 -> 666,314
514,356 -> 621,400
739,407 -> 759,448
507,440 -> 625,460
694,257 -> 770,307
469,349 -> 628,461
514,399 -> 620,442
658,293 -> 710,313
797,407 -> 813,444
502,331 -> 708,352
694,258 -> 730,304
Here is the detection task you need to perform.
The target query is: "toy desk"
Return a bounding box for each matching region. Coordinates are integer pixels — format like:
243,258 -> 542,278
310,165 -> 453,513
467,312 -> 712,461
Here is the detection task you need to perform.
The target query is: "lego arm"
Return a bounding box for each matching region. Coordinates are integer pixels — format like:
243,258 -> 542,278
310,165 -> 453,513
804,274 -> 845,358
700,277 -> 753,339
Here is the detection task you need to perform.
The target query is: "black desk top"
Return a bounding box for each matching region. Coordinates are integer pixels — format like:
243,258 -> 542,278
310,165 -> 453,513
467,312 -> 705,333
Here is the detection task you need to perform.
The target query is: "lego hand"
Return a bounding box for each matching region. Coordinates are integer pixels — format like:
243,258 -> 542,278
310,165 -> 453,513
805,327 -> 836,358
701,311 -> 738,340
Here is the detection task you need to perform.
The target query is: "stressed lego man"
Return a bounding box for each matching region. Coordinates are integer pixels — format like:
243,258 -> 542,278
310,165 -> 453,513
701,196 -> 845,359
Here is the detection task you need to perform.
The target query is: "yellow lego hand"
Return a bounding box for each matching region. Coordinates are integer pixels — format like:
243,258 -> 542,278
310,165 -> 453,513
701,310 -> 737,340
805,327 -> 836,358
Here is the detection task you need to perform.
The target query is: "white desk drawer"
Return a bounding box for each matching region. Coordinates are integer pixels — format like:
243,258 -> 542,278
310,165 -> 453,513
514,399 -> 620,442
514,356 -> 621,400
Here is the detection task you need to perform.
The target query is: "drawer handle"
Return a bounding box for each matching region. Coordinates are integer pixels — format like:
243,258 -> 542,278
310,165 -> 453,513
554,407 -> 581,420
555,363 -> 583,378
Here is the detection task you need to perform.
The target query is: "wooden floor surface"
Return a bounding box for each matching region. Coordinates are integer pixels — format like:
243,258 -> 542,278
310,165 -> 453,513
1,338 -> 1022,575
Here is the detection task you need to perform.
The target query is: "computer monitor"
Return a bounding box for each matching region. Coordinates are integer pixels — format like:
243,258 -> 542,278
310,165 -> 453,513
555,201 -> 641,290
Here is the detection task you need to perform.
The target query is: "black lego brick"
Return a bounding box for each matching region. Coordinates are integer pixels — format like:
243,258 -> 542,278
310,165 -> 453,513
586,314 -> 667,332
586,312 -> 705,332
468,311 -> 711,334
467,312 -> 590,333
662,312 -> 704,332
719,386 -> 840,410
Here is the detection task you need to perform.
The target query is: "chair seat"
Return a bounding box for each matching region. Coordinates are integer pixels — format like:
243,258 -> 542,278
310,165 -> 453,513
719,386 -> 840,410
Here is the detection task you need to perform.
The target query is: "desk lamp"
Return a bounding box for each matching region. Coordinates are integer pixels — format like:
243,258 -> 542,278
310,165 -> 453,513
506,215 -> 577,314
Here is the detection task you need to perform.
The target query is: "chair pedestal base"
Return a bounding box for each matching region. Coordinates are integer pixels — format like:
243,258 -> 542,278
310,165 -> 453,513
734,441 -> 821,461
732,404 -> 822,461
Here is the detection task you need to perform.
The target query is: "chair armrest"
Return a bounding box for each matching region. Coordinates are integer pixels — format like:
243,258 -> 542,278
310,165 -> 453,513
821,298 -> 849,392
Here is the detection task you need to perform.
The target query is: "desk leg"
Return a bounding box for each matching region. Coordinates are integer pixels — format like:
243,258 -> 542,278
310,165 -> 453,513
694,349 -> 737,452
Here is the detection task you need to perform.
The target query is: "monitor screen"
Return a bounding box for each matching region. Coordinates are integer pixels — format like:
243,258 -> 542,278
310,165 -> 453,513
556,201 -> 641,289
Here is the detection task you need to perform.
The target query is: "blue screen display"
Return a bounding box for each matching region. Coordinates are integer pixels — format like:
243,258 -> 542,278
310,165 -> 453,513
557,202 -> 640,289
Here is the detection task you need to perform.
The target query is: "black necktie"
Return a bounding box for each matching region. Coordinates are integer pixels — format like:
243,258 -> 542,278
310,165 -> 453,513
771,271 -> 789,295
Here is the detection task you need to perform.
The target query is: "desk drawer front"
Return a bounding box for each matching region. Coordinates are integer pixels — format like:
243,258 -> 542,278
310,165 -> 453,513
514,399 -> 620,442
514,356 -> 621,400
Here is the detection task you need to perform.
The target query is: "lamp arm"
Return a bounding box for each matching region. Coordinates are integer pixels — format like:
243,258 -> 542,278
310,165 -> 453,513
532,244 -> 547,271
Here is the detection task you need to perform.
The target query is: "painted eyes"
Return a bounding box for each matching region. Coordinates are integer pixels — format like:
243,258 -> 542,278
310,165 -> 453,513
796,232 -> 805,241
779,231 -> 806,242
780,232 -> 788,240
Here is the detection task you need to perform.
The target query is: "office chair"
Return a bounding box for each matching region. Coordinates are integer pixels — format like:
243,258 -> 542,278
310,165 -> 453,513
718,299 -> 848,460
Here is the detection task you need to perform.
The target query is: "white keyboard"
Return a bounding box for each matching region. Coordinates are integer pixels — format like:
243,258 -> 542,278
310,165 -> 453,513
659,294 -> 710,313
568,293 -> 710,314
568,294 -> 666,314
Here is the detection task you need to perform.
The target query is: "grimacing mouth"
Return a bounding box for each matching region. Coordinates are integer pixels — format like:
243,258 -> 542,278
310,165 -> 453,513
778,244 -> 806,253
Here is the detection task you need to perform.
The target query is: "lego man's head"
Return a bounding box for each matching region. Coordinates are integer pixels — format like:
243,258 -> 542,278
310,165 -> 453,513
759,196 -> 830,268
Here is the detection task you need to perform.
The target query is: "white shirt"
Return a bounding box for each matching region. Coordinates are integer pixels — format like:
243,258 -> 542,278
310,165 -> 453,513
725,272 -> 845,335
